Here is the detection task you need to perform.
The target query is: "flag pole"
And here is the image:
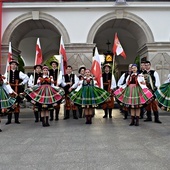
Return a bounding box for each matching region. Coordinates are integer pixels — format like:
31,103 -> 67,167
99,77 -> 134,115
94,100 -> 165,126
7,42 -> 12,83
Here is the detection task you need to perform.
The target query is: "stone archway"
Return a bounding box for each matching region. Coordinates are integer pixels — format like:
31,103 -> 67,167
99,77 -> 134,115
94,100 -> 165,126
2,11 -> 70,46
87,10 -> 154,45
87,10 -> 154,76
1,11 -> 70,72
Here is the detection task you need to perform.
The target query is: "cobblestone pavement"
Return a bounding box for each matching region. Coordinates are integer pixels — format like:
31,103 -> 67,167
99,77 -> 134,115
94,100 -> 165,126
0,105 -> 170,170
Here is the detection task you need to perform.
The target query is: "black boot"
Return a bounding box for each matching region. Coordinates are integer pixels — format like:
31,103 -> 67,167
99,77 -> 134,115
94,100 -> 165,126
129,116 -> 135,126
34,111 -> 39,122
40,114 -> 42,122
6,114 -> 12,125
85,115 -> 89,124
14,113 -> 20,124
73,110 -> 78,119
50,110 -> 54,121
103,110 -> 108,118
140,108 -> 144,119
154,111 -> 162,123
78,107 -> 82,118
144,111 -> 152,122
41,117 -> 46,127
55,108 -> 60,121
124,111 -> 128,119
135,116 -> 139,126
46,116 -> 50,126
64,110 -> 70,120
85,115 -> 91,124
89,115 -> 92,124
109,109 -> 112,118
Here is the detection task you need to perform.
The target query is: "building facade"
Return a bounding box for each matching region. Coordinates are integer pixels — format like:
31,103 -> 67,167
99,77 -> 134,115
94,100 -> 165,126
1,0 -> 170,83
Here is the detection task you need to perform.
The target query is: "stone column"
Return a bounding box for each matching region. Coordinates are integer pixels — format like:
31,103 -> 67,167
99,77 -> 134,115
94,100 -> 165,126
1,44 -> 21,74
65,43 -> 95,74
138,43 -> 170,83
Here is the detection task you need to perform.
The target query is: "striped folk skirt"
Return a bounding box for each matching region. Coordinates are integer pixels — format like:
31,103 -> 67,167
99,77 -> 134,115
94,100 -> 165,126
69,85 -> 110,107
114,84 -> 153,108
0,86 -> 16,109
154,82 -> 170,112
24,84 -> 65,106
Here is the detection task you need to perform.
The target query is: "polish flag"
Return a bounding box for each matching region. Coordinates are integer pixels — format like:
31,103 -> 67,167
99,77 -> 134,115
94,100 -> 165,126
59,36 -> 67,75
112,33 -> 126,59
91,47 -> 103,88
35,38 -> 43,65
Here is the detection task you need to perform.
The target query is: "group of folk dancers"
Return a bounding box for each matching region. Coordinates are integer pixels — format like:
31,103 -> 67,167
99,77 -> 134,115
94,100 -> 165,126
0,59 -> 170,132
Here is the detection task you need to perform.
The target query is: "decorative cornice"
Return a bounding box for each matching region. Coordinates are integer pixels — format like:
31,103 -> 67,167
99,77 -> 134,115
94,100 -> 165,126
3,2 -> 170,9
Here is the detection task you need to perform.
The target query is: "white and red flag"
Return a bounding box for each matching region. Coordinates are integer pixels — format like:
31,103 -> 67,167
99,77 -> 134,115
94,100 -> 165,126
59,36 -> 67,75
35,38 -> 43,65
57,36 -> 67,85
91,47 -> 103,88
112,33 -> 126,59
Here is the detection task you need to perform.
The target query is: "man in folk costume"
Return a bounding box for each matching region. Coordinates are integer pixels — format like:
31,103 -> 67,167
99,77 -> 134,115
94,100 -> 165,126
138,61 -> 147,119
102,63 -> 116,118
28,64 -> 42,122
5,60 -> 29,124
62,65 -> 79,119
117,64 -> 132,119
49,61 -> 60,121
77,65 -> 86,118
143,60 -> 162,123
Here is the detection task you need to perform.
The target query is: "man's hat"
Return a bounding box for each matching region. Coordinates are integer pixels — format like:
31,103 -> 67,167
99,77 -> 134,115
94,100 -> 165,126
50,60 -> 58,66
9,59 -> 19,65
103,63 -> 111,69
34,64 -> 42,70
78,65 -> 86,73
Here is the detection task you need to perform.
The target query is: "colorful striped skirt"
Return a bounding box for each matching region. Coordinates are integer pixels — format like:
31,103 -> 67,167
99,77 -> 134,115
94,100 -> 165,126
24,84 -> 65,105
154,82 -> 170,112
0,86 -> 16,109
114,84 -> 153,108
69,85 -> 110,107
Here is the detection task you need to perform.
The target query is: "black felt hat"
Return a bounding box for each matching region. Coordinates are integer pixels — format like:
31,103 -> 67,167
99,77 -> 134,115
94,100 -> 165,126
78,65 -> 86,73
9,59 -> 19,65
34,64 -> 42,70
50,61 -> 58,66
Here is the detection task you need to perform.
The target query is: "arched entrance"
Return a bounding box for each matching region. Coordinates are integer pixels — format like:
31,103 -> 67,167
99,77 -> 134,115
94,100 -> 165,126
87,10 -> 154,77
2,12 -> 70,72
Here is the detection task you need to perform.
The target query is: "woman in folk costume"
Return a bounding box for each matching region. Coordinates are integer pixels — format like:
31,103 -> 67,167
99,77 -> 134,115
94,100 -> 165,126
154,74 -> 170,112
69,69 -> 110,124
114,64 -> 153,126
0,74 -> 16,132
24,66 -> 65,127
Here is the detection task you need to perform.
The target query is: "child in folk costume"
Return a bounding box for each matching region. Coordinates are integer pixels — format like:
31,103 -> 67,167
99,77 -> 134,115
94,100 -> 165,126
154,74 -> 170,112
24,66 -> 65,127
0,74 -> 16,132
69,69 -> 110,124
114,64 -> 154,126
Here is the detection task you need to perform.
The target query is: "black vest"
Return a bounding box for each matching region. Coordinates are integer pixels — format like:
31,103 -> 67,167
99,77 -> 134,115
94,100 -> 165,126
49,69 -> 58,81
9,70 -> 22,93
146,70 -> 156,89
102,72 -> 112,91
122,72 -> 130,85
64,74 -> 75,94
34,73 -> 42,85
